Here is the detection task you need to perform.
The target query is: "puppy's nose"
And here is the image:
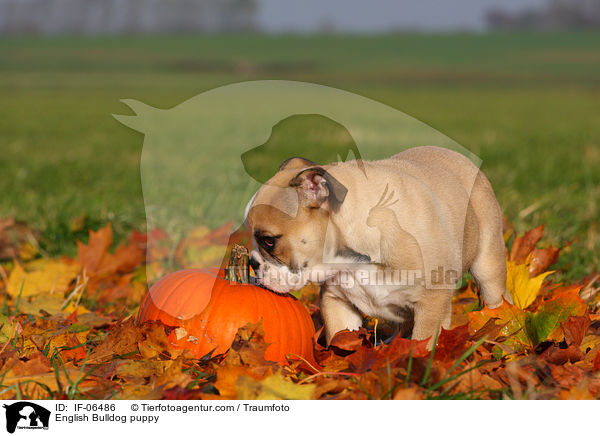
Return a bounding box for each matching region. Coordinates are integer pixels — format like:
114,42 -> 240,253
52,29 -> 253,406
249,254 -> 261,273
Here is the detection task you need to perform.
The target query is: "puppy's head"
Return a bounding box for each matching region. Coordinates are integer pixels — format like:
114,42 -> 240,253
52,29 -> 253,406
245,157 -> 347,293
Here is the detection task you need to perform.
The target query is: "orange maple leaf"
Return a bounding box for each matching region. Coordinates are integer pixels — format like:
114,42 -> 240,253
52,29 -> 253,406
76,223 -> 144,294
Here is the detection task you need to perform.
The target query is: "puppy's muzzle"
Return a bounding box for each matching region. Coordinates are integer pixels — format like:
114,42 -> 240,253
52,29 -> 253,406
249,251 -> 262,273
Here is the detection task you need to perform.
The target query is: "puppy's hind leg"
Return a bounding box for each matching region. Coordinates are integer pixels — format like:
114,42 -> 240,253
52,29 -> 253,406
412,289 -> 453,349
470,228 -> 510,309
468,171 -> 511,308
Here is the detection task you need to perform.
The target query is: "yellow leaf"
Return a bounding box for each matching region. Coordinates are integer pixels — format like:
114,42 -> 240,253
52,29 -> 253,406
7,260 -> 81,298
580,334 -> 600,354
506,260 -> 553,309
0,314 -> 18,343
235,371 -> 315,400
115,360 -> 160,379
43,331 -> 89,360
18,293 -> 66,315
215,365 -> 262,399
154,359 -> 195,390
18,242 -> 38,261
63,301 -> 90,316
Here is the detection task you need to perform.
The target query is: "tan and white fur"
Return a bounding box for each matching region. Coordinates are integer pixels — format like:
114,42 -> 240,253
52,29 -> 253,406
244,146 -> 509,347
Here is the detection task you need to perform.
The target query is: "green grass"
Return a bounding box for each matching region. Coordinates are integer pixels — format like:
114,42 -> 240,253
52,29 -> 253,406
1,32 -> 599,279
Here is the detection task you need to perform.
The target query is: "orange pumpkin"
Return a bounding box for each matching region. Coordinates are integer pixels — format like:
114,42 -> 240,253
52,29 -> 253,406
137,268 -> 317,366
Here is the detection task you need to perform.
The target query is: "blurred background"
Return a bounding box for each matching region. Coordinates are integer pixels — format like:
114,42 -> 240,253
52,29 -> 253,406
0,0 -> 598,280
2,0 -> 600,33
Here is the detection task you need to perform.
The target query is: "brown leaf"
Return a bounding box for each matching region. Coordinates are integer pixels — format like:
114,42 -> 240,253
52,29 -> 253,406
77,224 -> 112,273
528,246 -> 560,277
52,332 -> 88,362
161,386 -> 204,400
87,318 -> 141,363
344,346 -> 377,372
77,224 -> 144,294
221,321 -> 278,376
594,351 -> 600,372
450,368 -> 504,398
138,322 -> 181,359
470,317 -> 507,342
509,225 -> 544,264
98,244 -> 144,276
377,335 -> 429,365
539,343 -> 584,365
393,386 -> 425,400
345,334 -> 429,373
435,324 -> 470,363
561,313 -> 591,347
2,351 -> 96,397
96,274 -> 146,306
313,377 -> 353,399
153,359 -> 195,390
318,353 -> 351,373
499,364 -> 543,399
545,362 -> 585,389
114,359 -> 159,380
329,328 -> 370,353
348,368 -> 411,400
6,351 -> 51,377
214,365 -> 266,399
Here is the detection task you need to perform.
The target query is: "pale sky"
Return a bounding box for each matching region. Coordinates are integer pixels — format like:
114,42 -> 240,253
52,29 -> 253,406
258,0 -> 548,32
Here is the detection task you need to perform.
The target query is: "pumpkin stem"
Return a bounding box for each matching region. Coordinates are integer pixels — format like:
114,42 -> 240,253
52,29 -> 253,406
225,244 -> 250,284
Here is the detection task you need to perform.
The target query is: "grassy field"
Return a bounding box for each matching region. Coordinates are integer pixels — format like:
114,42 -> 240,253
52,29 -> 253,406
1,32 -> 599,279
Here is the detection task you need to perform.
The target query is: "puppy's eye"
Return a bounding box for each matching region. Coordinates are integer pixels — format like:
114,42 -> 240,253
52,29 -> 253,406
262,236 -> 275,248
255,232 -> 280,252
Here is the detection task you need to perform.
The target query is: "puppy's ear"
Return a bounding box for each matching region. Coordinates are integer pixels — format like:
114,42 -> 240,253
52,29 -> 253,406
279,157 -> 317,171
289,167 -> 347,211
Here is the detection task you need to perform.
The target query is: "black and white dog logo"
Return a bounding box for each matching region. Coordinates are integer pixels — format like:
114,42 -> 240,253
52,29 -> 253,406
3,402 -> 50,433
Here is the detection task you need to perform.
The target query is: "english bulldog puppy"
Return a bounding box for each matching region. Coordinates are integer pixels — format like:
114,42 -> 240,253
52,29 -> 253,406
244,146 -> 509,347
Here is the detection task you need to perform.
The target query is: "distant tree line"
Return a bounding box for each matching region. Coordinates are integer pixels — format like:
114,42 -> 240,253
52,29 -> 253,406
0,0 -> 258,34
486,0 -> 600,30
